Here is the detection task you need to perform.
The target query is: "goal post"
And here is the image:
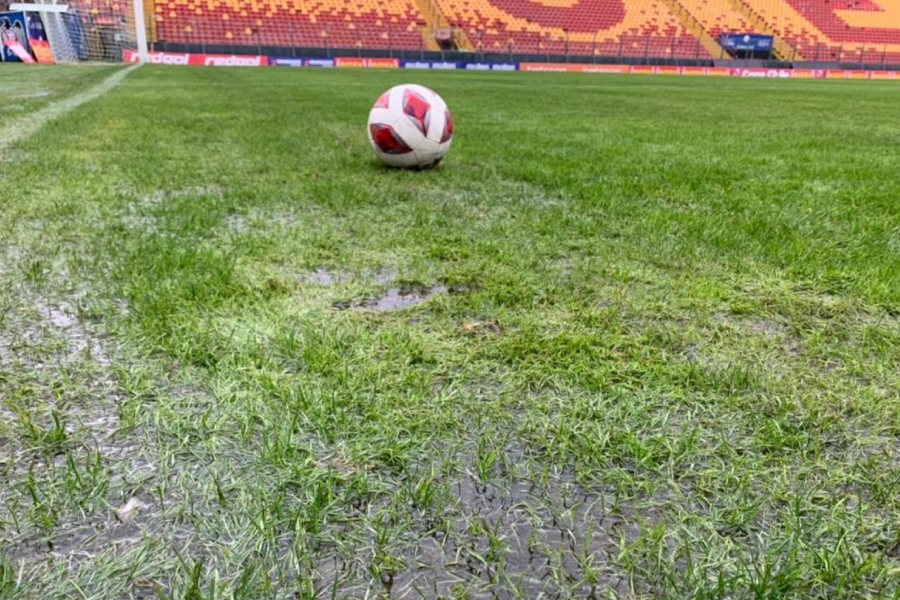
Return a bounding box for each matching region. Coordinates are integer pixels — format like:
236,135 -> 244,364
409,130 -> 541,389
6,0 -> 148,63
132,0 -> 148,63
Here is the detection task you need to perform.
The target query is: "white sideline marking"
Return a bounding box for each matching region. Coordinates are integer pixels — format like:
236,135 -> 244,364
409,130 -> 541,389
0,65 -> 138,156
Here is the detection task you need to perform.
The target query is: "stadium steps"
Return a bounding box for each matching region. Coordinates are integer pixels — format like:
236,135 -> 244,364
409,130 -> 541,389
658,0 -> 727,58
410,0 -> 473,50
144,0 -> 159,42
721,0 -> 805,60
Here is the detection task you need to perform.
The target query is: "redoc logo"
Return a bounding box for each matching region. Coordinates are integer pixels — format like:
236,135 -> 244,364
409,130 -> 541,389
203,55 -> 263,67
144,52 -> 189,65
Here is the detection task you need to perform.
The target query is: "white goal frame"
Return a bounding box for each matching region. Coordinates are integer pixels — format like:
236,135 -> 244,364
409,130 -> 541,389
8,0 -> 148,63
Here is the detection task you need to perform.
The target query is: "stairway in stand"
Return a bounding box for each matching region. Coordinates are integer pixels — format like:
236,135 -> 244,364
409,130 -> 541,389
410,0 -> 474,51
721,0 -> 805,60
658,0 -> 727,59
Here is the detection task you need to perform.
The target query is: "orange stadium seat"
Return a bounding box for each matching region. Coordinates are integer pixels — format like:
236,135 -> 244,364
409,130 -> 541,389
73,0 -> 900,63
675,0 -> 756,38
150,0 -> 429,50
435,0 -> 712,57
740,0 -> 900,62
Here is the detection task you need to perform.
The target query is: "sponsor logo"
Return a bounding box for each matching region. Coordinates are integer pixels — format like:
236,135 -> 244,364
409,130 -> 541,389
271,58 -> 305,67
581,66 -> 629,74
336,57 -> 365,68
338,57 -> 398,68
465,63 -> 491,70
432,61 -> 457,70
732,68 -> 765,77
520,63 -> 576,72
368,58 -> 399,69
203,55 -> 263,67
135,51 -> 190,65
404,61 -> 431,69
491,63 -> 516,71
732,68 -> 790,78
307,59 -> 334,67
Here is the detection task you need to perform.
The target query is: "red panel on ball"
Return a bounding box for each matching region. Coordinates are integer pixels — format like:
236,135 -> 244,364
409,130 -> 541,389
403,89 -> 431,135
374,92 -> 390,109
369,123 -> 413,154
440,110 -> 454,143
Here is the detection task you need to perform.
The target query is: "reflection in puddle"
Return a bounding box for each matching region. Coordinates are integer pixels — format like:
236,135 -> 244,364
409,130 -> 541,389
362,285 -> 448,311
333,285 -> 450,312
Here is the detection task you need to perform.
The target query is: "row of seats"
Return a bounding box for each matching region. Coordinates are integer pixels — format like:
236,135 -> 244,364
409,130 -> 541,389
675,0 -> 756,38
72,0 -> 900,62
435,0 -> 712,56
153,0 -> 426,48
738,0 -> 900,60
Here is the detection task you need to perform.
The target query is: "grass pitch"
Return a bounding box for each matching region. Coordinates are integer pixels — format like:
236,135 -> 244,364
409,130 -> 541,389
1,64 -> 900,599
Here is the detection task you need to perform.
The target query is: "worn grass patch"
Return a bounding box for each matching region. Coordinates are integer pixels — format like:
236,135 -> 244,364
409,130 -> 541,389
1,66 -> 900,599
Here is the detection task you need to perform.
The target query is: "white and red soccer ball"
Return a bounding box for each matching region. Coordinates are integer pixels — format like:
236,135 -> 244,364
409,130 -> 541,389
367,84 -> 454,169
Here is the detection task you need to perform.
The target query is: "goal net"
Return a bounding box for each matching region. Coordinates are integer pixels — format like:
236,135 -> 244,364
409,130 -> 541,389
7,0 -> 143,62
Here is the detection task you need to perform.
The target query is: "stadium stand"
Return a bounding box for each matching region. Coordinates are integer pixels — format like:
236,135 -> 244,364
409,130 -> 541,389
429,0 -> 713,57
69,0 -> 900,63
671,0 -> 754,39
740,0 -> 900,62
150,0 -> 431,50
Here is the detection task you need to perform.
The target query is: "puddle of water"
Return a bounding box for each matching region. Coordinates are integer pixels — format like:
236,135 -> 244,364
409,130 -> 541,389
370,269 -> 397,286
302,268 -> 395,287
306,268 -> 348,286
365,285 -> 448,311
334,285 -> 449,312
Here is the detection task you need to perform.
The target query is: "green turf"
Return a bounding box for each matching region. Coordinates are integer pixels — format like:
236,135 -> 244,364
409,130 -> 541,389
1,65 -> 900,599
0,65 -> 121,127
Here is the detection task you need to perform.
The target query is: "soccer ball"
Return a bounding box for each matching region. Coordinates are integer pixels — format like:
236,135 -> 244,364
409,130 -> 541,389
367,84 -> 454,169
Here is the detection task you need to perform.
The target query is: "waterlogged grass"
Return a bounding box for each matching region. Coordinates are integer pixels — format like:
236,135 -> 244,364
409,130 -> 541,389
1,66 -> 900,599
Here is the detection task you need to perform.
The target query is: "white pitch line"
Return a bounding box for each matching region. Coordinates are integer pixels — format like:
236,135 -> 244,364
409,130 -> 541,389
0,65 -> 138,155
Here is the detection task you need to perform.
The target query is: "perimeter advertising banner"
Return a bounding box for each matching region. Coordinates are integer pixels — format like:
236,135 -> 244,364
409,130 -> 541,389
120,51 -> 900,81
399,60 -> 517,71
1,11 -> 32,63
123,50 -> 266,66
334,57 -> 398,68
269,58 -> 335,67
